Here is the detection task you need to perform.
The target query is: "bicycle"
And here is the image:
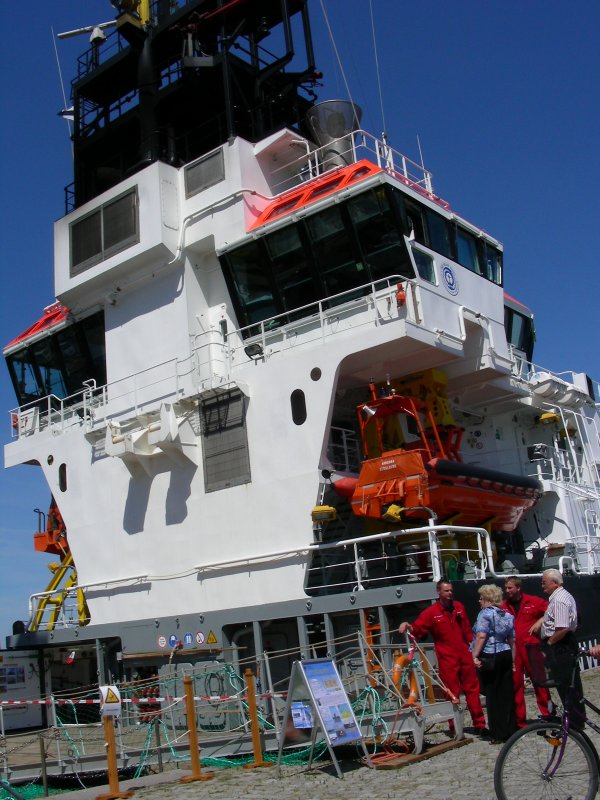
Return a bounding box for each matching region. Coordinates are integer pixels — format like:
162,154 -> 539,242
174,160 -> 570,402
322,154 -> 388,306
494,646 -> 600,800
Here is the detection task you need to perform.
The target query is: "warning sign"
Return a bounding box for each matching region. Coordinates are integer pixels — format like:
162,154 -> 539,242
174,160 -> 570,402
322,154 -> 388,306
206,630 -> 218,645
196,631 -> 205,645
158,635 -> 167,648
105,687 -> 120,704
100,685 -> 122,718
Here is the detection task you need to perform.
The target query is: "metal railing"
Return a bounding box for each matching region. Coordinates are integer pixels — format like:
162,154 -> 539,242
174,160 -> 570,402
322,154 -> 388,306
9,355 -> 197,441
200,274 -> 419,382
268,128 -> 444,207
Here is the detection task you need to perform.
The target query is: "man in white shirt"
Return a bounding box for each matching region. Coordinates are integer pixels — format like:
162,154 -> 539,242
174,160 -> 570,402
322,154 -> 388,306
532,568 -> 584,727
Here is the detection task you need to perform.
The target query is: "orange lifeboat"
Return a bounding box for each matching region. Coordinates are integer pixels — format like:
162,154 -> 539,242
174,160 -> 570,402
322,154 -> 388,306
332,384 -> 542,532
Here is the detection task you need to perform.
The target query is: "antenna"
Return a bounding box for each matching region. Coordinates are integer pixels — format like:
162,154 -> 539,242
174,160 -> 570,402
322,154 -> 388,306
369,0 -> 387,140
417,134 -> 426,171
54,17 -> 117,150
318,0 -> 358,116
56,21 -> 117,40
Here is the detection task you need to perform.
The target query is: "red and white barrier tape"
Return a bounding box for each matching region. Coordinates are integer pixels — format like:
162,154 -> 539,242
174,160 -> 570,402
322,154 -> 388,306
0,692 -> 287,706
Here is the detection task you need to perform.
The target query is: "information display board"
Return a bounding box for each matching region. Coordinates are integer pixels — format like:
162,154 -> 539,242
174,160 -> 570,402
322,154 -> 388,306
302,660 -> 362,745
277,658 -> 371,778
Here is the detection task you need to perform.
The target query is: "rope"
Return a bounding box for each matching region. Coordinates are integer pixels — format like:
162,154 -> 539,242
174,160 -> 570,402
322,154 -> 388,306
369,0 -> 387,136
317,0 -> 360,125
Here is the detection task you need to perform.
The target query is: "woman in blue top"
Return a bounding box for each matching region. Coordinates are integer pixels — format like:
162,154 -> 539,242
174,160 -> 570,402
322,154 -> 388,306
471,583 -> 517,743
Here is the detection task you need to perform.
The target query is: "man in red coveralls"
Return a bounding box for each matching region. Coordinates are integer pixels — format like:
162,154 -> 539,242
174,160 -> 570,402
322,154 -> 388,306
501,576 -> 553,727
398,579 -> 487,734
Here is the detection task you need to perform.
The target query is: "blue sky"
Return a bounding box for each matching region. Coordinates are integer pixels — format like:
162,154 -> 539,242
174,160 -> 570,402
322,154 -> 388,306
0,1 -> 599,643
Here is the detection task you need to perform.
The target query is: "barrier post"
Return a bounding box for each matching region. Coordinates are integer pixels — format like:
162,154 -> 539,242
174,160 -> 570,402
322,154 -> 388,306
243,668 -> 272,769
39,733 -> 49,797
49,696 -> 63,771
180,675 -> 214,783
96,717 -> 133,800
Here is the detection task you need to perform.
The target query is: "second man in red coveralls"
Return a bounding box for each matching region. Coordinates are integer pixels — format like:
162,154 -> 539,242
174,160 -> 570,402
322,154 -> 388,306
399,579 -> 487,734
502,575 -> 552,727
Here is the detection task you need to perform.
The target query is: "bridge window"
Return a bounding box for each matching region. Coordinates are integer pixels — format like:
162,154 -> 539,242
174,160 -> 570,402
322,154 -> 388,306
28,338 -> 67,398
403,198 -> 427,243
5,312 -> 106,407
307,206 -> 364,297
504,305 -> 535,361
484,243 -> 502,283
410,245 -> 436,284
347,187 -> 411,281
221,186 -> 417,334
266,226 -> 318,314
395,192 -> 502,286
8,352 -> 40,403
426,210 -> 453,259
227,240 -> 278,327
456,227 -> 481,274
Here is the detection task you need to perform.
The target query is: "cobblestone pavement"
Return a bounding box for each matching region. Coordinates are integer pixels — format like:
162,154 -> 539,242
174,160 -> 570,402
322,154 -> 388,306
64,669 -> 600,800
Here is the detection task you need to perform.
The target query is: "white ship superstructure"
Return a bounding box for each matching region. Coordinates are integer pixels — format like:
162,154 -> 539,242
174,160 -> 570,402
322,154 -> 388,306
2,0 -> 599,698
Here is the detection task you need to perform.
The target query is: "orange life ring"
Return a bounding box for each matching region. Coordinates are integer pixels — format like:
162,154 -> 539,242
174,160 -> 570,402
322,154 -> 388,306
392,653 -> 419,704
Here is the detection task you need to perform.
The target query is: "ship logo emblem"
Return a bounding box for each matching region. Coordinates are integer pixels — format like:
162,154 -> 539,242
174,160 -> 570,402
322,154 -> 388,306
441,263 -> 459,295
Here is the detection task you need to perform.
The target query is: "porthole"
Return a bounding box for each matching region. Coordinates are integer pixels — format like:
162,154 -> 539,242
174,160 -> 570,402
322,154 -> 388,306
47,455 -> 54,465
291,389 -> 307,425
310,367 -> 322,381
59,463 -> 67,492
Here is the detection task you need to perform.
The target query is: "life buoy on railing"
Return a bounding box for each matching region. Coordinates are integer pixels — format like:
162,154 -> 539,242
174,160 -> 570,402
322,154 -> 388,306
391,651 -> 419,704
395,283 -> 407,307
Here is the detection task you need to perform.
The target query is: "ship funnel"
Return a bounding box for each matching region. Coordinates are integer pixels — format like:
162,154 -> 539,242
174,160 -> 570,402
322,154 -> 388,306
305,100 -> 362,169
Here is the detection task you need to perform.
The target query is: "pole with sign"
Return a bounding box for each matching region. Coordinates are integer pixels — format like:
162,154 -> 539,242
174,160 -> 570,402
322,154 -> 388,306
96,686 -> 133,800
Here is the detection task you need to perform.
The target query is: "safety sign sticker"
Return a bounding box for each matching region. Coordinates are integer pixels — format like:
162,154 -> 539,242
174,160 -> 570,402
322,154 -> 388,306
100,685 -> 122,717
206,630 -> 218,645
196,632 -> 205,645
158,635 -> 167,648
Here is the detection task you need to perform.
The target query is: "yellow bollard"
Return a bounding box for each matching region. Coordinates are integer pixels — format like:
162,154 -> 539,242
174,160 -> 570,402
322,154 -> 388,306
96,716 -> 133,800
243,668 -> 272,769
180,675 -> 214,783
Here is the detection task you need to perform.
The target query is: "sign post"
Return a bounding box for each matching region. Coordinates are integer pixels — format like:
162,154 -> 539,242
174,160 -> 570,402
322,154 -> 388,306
96,686 -> 133,800
277,658 -> 372,778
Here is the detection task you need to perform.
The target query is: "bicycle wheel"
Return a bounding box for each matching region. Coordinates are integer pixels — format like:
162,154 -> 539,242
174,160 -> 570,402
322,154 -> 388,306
494,721 -> 599,800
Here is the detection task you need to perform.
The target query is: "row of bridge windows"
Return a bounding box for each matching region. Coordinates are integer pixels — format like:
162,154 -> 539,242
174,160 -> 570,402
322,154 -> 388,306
220,185 -> 503,334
